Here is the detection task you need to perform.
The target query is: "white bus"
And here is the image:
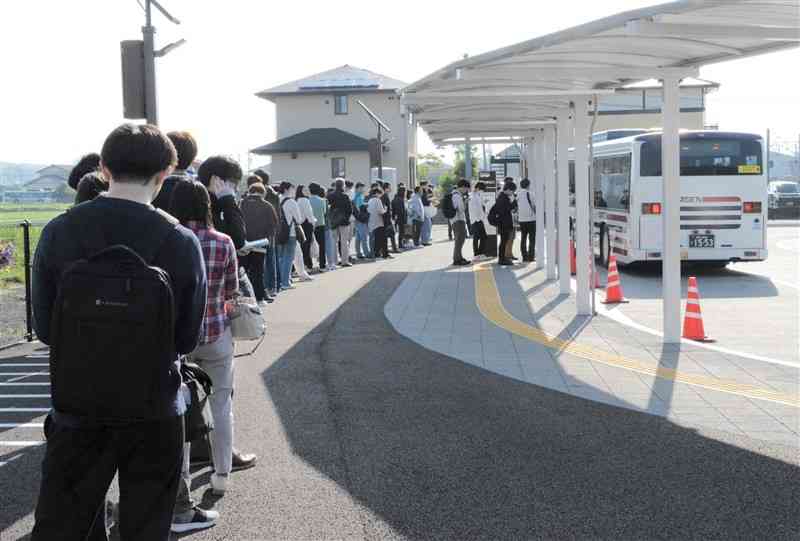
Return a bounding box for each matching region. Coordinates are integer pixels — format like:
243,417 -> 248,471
570,130 -> 768,268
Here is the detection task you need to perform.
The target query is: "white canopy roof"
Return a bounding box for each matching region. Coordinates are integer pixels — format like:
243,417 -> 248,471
404,0 -> 799,144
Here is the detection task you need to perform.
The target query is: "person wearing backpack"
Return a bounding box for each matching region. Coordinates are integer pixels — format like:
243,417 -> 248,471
169,180 -> 241,532
469,181 -> 488,260
31,124 -> 208,541
491,180 -> 517,266
367,186 -> 390,259
352,182 -> 372,259
327,179 -> 353,267
276,181 -> 304,290
450,179 -> 471,266
518,177 -> 536,262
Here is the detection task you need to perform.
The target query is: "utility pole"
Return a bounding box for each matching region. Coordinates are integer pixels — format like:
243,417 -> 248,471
122,0 -> 184,125
142,0 -> 158,125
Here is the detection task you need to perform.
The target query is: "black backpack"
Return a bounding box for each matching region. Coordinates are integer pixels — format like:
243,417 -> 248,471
487,203 -> 501,227
441,191 -> 457,219
356,203 -> 369,224
49,209 -> 179,421
277,198 -> 292,244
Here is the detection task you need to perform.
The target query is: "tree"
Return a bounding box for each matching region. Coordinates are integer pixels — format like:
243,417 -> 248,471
453,145 -> 478,179
416,152 -> 446,181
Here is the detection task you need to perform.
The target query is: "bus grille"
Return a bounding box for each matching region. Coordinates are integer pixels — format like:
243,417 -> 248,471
679,196 -> 741,230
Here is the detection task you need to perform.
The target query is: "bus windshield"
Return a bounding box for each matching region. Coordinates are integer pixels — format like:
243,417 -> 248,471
640,138 -> 763,177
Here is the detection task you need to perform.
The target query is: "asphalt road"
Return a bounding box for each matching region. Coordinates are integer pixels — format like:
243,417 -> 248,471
613,222 -> 799,364
2,235 -> 798,540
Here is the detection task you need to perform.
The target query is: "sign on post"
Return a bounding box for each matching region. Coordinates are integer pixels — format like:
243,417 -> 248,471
120,40 -> 146,120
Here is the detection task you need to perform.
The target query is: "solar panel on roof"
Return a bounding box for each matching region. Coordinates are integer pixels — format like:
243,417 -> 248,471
299,77 -> 380,89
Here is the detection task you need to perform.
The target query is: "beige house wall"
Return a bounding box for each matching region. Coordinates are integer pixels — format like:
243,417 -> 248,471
273,92 -> 411,181
270,150 -> 370,185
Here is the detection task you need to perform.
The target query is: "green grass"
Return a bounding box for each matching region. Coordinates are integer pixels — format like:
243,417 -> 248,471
0,202 -> 69,225
0,203 -> 63,288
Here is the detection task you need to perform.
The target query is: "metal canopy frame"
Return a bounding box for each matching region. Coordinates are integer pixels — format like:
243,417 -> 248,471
402,0 -> 800,343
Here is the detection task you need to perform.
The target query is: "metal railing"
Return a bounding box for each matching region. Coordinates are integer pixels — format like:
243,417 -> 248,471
0,220 -> 37,347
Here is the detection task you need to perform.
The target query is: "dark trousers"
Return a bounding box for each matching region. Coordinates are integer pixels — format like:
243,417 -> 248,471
386,224 -> 397,252
452,220 -> 467,262
472,221 -> 487,256
413,220 -> 423,246
300,221 -> 314,269
372,226 -> 388,258
447,221 -> 453,240
313,225 -> 327,269
520,221 -> 536,261
32,415 -> 184,541
243,252 -> 266,301
263,239 -> 277,294
499,227 -> 513,262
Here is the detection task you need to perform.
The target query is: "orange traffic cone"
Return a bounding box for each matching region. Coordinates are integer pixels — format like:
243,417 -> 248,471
682,276 -> 713,342
570,240 -> 576,275
602,254 -> 628,304
590,254 -> 602,288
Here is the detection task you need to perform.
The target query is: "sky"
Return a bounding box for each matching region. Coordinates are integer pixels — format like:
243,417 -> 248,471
0,0 -> 798,167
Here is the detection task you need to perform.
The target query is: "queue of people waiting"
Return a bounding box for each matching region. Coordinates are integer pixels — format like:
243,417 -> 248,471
28,124 -> 451,540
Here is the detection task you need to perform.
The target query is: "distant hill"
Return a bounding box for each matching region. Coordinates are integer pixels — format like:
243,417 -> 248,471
0,162 -> 49,187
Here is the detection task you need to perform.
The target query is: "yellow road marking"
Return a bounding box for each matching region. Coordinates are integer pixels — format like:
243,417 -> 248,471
473,263 -> 799,408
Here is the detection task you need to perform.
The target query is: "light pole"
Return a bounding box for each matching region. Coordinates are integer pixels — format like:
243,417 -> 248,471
135,0 -> 184,125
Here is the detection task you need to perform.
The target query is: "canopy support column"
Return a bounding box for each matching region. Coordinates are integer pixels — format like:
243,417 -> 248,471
556,110 -> 571,294
662,75 -> 682,343
544,125 -> 557,280
572,98 -> 591,315
534,133 -> 546,270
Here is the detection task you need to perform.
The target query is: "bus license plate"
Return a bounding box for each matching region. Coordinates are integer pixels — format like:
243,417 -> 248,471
689,234 -> 715,248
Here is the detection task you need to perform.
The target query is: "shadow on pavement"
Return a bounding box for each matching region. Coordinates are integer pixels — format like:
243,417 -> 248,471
261,270 -> 799,540
616,263 -> 780,300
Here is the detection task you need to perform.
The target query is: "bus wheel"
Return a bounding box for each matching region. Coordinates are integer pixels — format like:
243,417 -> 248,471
599,227 -> 611,268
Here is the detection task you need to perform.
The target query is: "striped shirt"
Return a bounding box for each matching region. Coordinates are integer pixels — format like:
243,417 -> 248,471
186,221 -> 238,345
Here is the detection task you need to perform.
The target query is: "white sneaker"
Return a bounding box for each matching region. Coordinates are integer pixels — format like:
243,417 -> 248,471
210,472 -> 229,496
257,300 -> 268,308
171,506 -> 219,533
299,275 -> 314,282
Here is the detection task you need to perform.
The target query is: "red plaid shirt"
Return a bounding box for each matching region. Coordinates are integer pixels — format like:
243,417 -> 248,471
187,221 -> 238,345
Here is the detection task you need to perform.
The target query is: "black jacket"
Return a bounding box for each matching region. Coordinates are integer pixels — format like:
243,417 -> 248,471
210,193 -> 246,249
381,193 -> 393,227
152,172 -> 191,212
391,194 -> 406,225
327,189 -> 353,227
32,197 -> 207,420
493,192 -> 515,231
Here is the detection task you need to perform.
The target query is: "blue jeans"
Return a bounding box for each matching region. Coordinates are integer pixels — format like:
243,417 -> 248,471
276,239 -> 296,290
355,222 -> 371,258
263,240 -> 277,294
422,216 -> 432,244
325,228 -> 338,267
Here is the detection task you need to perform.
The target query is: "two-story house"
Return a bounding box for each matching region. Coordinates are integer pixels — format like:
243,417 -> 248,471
252,65 -> 416,185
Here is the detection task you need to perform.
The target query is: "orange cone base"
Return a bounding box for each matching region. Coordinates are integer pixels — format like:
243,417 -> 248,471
601,298 -> 629,305
684,336 -> 716,343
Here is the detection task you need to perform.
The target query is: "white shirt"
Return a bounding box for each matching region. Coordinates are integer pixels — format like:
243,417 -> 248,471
517,188 -> 536,222
297,197 -> 317,226
468,191 -> 486,224
367,197 -> 385,232
280,195 -> 302,237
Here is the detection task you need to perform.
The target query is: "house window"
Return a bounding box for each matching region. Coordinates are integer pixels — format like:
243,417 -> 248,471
334,95 -> 348,115
331,157 -> 346,178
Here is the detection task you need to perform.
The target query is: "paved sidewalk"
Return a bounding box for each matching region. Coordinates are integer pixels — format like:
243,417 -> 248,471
385,235 -> 799,447
2,225 -> 798,540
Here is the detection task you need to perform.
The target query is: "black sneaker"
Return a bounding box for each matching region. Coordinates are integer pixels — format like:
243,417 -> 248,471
171,507 -> 219,533
231,451 -> 257,472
